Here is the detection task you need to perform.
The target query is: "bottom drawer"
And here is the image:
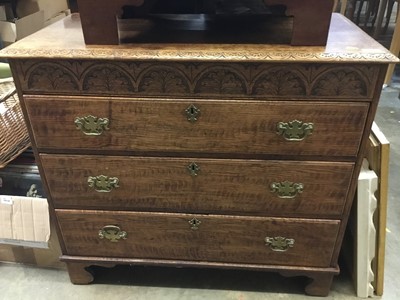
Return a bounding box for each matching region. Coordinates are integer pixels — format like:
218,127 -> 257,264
57,210 -> 339,268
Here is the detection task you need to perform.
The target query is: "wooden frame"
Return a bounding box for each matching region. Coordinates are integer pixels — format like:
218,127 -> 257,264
343,122 -> 390,296
365,122 -> 390,296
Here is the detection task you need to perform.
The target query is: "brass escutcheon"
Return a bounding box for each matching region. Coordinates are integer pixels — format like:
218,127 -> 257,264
276,120 -> 314,141
88,175 -> 119,193
75,115 -> 110,136
98,225 -> 127,242
265,236 -> 295,252
270,181 -> 304,198
189,218 -> 201,230
187,162 -> 200,176
185,104 -> 200,123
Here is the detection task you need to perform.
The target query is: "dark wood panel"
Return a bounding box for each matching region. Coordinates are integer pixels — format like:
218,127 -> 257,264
56,210 -> 340,268
25,96 -> 369,157
76,0 -> 333,46
15,59 -> 379,100
42,154 -> 353,217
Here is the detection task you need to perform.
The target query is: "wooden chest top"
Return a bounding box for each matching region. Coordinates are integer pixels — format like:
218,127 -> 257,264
0,13 -> 397,64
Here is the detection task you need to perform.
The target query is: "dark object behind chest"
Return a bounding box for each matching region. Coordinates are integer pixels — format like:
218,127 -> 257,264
76,0 -> 334,45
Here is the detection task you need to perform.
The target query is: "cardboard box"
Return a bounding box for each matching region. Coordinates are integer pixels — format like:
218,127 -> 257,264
0,0 -> 70,47
0,6 -> 7,21
0,10 -> 44,46
0,153 -> 63,269
17,0 -> 68,22
0,196 -> 50,247
0,160 -> 49,247
0,220 -> 64,269
44,9 -> 71,27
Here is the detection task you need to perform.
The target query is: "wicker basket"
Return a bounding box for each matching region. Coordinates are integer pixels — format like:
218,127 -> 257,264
0,78 -> 31,168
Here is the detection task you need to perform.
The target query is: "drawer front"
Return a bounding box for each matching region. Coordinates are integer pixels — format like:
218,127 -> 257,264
25,96 -> 368,157
42,155 -> 353,217
56,210 -> 340,267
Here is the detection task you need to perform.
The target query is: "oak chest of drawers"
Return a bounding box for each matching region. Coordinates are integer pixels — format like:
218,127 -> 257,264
1,13 -> 397,296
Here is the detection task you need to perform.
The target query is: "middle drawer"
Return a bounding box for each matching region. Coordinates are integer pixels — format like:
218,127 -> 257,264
41,154 -> 353,218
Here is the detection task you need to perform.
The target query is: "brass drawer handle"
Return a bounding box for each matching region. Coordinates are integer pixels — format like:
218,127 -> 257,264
187,162 -> 200,176
189,218 -> 201,230
185,104 -> 200,123
276,120 -> 314,141
75,115 -> 110,135
265,236 -> 295,252
270,181 -> 304,198
88,175 -> 119,192
98,225 -> 127,242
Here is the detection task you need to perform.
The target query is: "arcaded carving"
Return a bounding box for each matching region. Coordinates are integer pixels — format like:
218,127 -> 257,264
138,67 -> 190,94
252,69 -> 306,95
19,60 -> 377,99
194,68 -> 246,95
311,68 -> 368,96
83,65 -> 134,92
27,63 -> 79,91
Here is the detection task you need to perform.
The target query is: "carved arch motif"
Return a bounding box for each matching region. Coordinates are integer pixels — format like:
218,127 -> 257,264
27,63 -> 79,91
252,68 -> 307,96
138,66 -> 190,94
311,68 -> 368,97
194,67 -> 247,95
82,64 -> 134,93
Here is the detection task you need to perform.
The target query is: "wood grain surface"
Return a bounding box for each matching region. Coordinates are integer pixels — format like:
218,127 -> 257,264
56,209 -> 340,268
25,96 -> 369,157
2,11 -> 393,295
41,154 -> 353,217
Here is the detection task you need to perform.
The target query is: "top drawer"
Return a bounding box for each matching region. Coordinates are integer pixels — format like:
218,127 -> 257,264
24,95 -> 368,157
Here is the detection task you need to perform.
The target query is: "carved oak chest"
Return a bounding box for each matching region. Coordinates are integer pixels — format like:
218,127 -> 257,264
1,12 -> 396,296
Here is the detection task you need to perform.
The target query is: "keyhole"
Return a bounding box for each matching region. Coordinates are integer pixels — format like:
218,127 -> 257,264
186,104 -> 200,123
189,218 -> 201,230
188,162 -> 200,176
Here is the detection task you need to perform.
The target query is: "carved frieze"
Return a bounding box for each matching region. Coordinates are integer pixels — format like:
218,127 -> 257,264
194,68 -> 247,95
311,68 -> 368,97
27,63 -> 79,91
138,66 -> 190,94
82,65 -> 134,92
17,60 -> 378,99
252,68 -> 307,96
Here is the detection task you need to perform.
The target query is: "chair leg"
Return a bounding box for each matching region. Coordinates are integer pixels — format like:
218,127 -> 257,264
340,0 -> 349,15
384,2 -> 400,85
356,0 -> 366,25
383,0 -> 396,33
333,0 -> 339,11
373,0 -> 389,38
370,0 -> 380,28
348,0 -> 357,20
363,0 -> 373,28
